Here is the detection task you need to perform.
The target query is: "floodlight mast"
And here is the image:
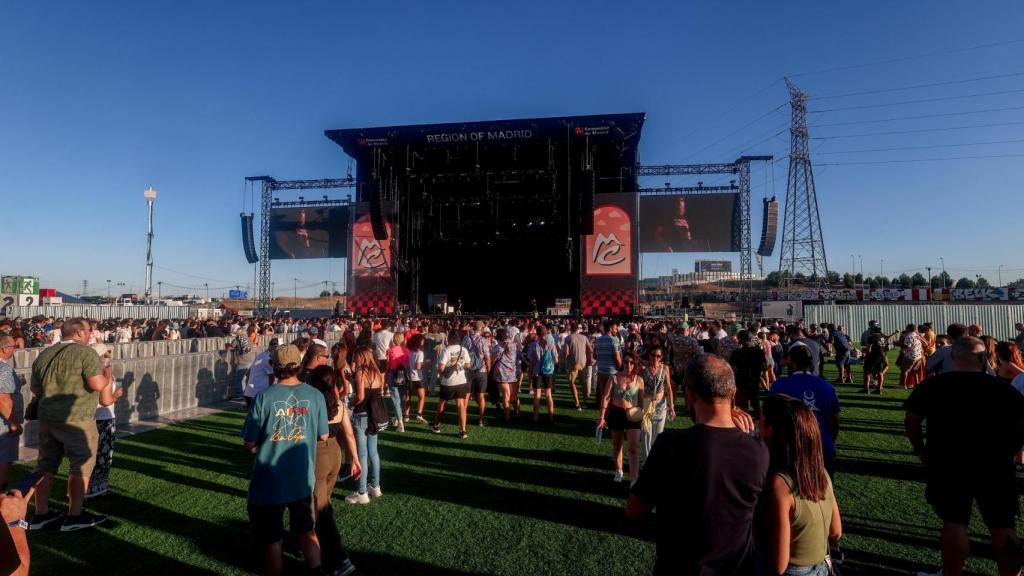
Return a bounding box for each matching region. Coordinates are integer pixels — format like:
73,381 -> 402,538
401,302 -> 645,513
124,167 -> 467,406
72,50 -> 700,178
144,187 -> 157,302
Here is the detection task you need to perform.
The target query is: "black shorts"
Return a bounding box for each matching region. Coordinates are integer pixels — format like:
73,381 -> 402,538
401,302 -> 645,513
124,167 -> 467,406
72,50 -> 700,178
248,496 -> 316,547
606,405 -> 641,431
409,379 -> 425,391
532,374 -> 554,390
440,383 -> 469,400
925,467 -> 1019,529
467,371 -> 488,395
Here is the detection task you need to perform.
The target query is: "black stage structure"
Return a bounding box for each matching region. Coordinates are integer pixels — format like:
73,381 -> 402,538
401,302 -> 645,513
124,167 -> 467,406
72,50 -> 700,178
244,114 -> 772,317
326,114 -> 646,315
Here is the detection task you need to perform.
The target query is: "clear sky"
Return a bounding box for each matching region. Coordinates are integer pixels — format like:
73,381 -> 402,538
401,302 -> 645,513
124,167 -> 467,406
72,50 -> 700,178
2,1 -> 1022,297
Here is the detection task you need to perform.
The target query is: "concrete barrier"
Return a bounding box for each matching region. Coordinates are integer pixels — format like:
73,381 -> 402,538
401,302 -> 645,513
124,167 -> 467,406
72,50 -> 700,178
10,331 -> 342,452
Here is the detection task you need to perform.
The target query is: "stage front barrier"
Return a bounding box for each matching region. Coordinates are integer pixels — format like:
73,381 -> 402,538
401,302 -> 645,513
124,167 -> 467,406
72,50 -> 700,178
10,332 -> 341,455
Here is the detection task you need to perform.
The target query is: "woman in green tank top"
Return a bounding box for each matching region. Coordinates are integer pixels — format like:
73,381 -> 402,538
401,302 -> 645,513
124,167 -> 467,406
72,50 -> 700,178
760,394 -> 843,576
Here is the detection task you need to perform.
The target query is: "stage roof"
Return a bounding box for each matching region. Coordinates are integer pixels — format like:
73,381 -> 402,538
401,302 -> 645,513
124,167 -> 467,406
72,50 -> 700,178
324,113 -> 646,160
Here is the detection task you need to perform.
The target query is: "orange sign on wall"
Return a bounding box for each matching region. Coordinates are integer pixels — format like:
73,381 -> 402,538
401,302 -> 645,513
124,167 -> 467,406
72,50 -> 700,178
585,204 -> 632,276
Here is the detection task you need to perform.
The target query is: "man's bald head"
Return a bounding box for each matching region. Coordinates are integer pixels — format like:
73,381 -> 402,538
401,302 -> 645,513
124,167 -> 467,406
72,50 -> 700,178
684,355 -> 736,404
951,336 -> 986,371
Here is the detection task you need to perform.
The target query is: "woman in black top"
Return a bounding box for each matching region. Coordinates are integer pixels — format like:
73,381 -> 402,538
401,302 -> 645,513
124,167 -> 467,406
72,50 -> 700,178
307,365 -> 359,576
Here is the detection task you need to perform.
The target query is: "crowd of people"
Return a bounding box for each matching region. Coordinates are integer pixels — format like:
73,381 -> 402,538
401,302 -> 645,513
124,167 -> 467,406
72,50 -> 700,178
0,313 -> 1022,575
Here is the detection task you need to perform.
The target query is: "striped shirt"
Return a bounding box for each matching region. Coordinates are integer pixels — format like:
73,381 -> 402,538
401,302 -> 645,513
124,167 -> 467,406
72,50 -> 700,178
593,335 -> 622,375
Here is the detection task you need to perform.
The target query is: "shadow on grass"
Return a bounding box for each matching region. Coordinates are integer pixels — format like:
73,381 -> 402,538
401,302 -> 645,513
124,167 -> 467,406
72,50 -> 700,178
379,446 -> 648,540
394,428 -> 610,471
836,456 -> 926,482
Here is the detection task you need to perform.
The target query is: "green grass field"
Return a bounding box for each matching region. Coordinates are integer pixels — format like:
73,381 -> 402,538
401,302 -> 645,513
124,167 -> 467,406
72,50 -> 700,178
16,354 -> 1024,575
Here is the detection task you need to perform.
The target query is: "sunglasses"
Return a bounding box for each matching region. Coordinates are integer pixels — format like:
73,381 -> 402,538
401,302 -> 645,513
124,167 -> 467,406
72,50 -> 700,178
651,354 -> 663,359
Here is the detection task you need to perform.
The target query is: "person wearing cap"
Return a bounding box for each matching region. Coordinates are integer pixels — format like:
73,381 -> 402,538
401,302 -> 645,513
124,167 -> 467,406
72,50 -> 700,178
241,344 -> 330,575
86,343 -> 123,499
245,338 -> 279,409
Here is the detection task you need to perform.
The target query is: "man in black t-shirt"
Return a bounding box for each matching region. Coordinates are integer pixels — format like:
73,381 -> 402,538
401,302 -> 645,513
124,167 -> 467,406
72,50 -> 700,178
904,336 -> 1024,576
627,355 -> 769,576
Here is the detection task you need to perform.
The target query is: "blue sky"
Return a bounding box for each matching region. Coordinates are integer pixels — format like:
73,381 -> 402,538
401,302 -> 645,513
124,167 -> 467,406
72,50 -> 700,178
2,1 -> 1023,297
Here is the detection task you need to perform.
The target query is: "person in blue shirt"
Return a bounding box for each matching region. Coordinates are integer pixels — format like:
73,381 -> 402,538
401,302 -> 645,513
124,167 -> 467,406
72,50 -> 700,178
593,320 -> 623,408
832,325 -> 854,385
241,344 -> 329,576
769,345 -> 841,476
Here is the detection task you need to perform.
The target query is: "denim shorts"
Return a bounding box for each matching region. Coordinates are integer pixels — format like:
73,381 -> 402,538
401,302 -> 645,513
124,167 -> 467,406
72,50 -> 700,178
783,560 -> 830,576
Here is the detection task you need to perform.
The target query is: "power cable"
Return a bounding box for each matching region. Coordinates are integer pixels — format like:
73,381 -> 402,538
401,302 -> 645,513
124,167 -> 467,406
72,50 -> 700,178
810,87 -> 1024,113
809,104 -> 1024,128
815,137 -> 1024,155
817,152 -> 1024,166
811,119 -> 1024,139
814,70 -> 1024,99
677,103 -> 787,162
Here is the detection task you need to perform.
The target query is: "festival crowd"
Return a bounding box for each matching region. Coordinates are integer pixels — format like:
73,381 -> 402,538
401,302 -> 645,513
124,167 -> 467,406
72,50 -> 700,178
0,313 -> 1022,576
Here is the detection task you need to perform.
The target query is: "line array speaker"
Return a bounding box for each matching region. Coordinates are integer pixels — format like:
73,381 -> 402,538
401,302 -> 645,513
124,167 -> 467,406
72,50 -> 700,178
240,213 -> 258,263
757,197 -> 779,257
367,178 -> 388,240
578,169 -> 595,235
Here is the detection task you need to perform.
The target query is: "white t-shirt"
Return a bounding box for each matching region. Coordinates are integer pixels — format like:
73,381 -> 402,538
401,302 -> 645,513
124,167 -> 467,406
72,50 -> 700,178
407,349 -> 425,382
245,350 -> 274,398
116,327 -> 132,343
438,345 -> 471,386
372,330 -> 394,360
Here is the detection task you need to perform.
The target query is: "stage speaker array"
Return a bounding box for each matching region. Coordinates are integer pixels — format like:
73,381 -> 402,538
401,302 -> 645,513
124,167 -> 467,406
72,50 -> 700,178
578,169 -> 595,235
366,178 -> 388,240
757,197 -> 779,257
240,213 -> 258,263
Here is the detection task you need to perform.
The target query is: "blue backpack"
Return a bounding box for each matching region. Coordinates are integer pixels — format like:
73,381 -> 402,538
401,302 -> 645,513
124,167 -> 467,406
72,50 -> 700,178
540,348 -> 555,375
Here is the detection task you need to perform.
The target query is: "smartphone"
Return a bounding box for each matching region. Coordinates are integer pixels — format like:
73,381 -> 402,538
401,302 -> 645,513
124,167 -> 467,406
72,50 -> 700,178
11,471 -> 43,495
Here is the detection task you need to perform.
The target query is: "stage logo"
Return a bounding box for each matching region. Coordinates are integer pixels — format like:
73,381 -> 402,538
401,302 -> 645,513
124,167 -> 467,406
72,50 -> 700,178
585,204 -> 632,276
352,214 -> 392,277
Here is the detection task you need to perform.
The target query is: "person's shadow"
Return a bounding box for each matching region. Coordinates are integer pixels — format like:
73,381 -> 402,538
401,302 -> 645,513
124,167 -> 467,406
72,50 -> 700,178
135,373 -> 161,420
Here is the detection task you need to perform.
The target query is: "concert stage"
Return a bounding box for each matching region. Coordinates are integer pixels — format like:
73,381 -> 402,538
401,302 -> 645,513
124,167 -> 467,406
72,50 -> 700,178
325,114 -> 646,315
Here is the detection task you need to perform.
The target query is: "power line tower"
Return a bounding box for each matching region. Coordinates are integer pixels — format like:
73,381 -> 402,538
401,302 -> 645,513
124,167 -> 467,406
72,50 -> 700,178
779,78 -> 829,289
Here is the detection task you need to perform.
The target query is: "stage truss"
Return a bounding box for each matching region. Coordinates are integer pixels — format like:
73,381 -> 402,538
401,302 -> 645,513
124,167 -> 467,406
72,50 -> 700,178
246,155 -> 771,319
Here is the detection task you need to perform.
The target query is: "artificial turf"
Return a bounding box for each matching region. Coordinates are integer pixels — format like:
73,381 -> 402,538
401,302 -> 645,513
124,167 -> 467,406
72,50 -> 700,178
17,353 -> 1024,575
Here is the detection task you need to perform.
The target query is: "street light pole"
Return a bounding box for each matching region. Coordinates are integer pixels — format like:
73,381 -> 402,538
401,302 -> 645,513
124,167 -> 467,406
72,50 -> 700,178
998,264 -> 1003,287
880,259 -> 885,287
143,187 -> 157,302
293,278 -> 298,302
106,280 -> 112,298
204,283 -> 209,301
940,257 -> 947,289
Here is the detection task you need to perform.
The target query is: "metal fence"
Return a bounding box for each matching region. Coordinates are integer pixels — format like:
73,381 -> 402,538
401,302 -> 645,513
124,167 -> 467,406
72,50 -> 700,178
805,304 -> 1024,341
1,304 -> 209,320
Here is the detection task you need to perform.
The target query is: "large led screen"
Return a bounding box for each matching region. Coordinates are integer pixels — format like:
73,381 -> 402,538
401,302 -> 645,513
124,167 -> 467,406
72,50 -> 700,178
269,207 -> 348,259
638,194 -> 738,253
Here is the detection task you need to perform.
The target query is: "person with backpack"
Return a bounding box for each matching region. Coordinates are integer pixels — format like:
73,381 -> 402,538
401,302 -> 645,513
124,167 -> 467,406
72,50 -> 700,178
432,329 -> 473,439
527,325 -> 560,424
385,333 -> 409,433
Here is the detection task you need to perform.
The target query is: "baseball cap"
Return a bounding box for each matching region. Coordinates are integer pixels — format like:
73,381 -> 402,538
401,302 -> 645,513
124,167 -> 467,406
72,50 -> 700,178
308,326 -> 319,336
272,344 -> 302,367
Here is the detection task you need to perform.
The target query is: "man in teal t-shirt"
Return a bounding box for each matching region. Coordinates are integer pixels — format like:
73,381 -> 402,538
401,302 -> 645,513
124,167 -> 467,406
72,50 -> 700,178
241,344 -> 328,576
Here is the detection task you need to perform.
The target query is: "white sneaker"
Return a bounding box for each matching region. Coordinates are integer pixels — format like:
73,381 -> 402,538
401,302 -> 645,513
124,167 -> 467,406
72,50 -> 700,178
613,469 -> 624,483
344,491 -> 370,505
367,485 -> 383,498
